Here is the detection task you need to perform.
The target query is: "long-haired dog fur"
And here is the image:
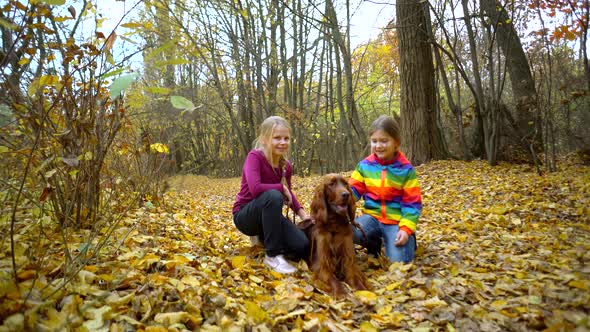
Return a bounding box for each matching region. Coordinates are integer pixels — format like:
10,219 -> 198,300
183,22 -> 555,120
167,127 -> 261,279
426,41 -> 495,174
303,173 -> 369,298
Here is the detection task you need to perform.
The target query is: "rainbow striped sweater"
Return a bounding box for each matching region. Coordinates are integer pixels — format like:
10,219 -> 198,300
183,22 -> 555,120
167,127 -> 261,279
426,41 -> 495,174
349,152 -> 422,235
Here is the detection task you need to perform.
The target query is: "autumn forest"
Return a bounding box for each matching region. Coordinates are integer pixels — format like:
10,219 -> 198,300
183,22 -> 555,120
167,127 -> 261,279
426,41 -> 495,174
0,0 -> 589,331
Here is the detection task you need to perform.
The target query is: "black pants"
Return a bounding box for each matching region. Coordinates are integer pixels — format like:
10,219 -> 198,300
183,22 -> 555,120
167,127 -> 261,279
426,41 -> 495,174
233,190 -> 309,259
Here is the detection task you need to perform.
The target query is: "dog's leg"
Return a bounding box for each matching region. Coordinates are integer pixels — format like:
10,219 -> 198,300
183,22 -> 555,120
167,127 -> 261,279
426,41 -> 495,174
314,232 -> 346,298
341,234 -> 369,291
329,275 -> 346,298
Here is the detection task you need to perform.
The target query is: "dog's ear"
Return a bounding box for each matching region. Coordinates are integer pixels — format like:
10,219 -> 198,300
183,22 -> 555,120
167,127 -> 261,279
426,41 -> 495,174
347,184 -> 356,222
311,182 -> 328,224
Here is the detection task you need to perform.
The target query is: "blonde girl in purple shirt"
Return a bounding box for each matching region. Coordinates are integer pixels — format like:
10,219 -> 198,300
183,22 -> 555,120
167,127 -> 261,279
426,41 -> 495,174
232,116 -> 310,274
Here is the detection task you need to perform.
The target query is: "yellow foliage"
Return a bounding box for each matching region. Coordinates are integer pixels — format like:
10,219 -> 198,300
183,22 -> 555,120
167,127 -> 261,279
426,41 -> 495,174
359,321 -> 378,332
3,158 -> 589,331
231,256 -> 246,269
244,300 -> 269,324
150,143 -> 169,154
354,290 -> 378,306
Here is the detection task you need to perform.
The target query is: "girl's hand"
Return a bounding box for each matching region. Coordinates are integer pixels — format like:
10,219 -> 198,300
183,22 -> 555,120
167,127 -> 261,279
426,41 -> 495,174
298,209 -> 311,222
282,184 -> 292,206
395,230 -> 409,246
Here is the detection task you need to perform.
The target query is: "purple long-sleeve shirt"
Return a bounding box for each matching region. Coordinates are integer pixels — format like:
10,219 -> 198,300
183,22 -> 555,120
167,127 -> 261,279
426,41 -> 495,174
232,149 -> 302,214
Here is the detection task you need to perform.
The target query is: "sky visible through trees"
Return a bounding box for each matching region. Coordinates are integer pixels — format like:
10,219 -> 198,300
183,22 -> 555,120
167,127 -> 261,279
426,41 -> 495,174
98,0 -> 394,64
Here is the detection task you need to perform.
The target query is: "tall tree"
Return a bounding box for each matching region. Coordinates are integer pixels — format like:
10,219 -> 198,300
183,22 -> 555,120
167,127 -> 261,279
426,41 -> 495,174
481,0 -> 542,159
325,0 -> 366,164
461,0 -> 502,165
396,0 -> 447,165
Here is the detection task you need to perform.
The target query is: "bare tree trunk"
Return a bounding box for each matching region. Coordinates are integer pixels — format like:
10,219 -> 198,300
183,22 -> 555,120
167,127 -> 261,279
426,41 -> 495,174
279,2 -> 290,105
459,0 -> 501,164
308,35 -> 326,174
534,4 -> 556,172
429,2 -> 486,158
481,0 -> 542,160
325,0 -> 365,166
327,38 -> 336,173
433,44 -> 471,159
252,0 -> 268,121
334,37 -> 350,171
267,0 -> 280,117
396,0 -> 447,165
580,1 -> 590,91
156,1 -> 176,90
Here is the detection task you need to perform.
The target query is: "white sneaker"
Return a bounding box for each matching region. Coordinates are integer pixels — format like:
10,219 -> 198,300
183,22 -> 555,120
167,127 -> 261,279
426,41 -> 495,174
250,235 -> 262,246
264,255 -> 297,274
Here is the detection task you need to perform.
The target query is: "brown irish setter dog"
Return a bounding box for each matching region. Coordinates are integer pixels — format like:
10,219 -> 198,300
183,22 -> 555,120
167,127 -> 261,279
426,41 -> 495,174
304,173 -> 369,298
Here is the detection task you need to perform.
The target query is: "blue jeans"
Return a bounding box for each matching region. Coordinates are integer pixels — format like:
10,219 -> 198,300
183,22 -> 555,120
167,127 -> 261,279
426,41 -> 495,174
352,214 -> 416,263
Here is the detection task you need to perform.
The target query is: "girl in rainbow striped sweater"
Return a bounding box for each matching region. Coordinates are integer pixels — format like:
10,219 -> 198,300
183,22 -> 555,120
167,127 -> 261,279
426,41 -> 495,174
349,115 -> 422,263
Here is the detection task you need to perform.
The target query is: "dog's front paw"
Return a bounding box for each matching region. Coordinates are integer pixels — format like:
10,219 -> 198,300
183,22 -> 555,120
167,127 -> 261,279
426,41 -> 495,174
350,276 -> 369,291
330,279 -> 347,299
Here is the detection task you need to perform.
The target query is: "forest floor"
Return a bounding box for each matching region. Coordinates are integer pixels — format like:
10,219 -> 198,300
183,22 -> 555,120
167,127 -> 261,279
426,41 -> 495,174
1,157 -> 589,331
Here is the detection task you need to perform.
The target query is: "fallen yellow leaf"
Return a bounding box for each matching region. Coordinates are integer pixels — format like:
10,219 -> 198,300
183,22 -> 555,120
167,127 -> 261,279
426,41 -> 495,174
231,256 -> 246,269
245,300 -> 268,324
181,275 -> 201,288
390,312 -> 404,326
490,206 -> 508,215
360,321 -> 378,332
105,292 -> 135,306
354,290 -> 378,306
408,288 -> 426,299
249,275 -> 263,284
386,281 -> 401,291
568,280 -> 589,290
420,296 -> 448,308
490,299 -> 508,310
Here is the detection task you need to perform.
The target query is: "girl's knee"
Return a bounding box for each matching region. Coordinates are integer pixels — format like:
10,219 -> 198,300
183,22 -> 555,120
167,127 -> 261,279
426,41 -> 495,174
386,242 -> 415,263
356,215 -> 380,236
352,227 -> 365,245
356,214 -> 376,226
261,190 -> 284,207
353,215 -> 381,253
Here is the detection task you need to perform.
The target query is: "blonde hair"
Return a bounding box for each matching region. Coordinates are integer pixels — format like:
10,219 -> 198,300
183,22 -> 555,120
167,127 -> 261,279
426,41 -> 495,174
254,116 -> 291,171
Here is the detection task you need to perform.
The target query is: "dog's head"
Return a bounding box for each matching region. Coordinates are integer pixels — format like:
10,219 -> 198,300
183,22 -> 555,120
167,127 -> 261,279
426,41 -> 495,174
310,173 -> 356,225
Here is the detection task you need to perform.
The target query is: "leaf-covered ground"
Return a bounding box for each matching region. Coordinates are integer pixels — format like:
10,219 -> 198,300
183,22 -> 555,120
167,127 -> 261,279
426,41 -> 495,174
1,158 -> 589,331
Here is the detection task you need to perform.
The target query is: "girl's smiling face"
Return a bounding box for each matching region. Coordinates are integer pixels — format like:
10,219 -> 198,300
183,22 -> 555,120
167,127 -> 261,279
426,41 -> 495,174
370,129 -> 399,160
268,125 -> 290,161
